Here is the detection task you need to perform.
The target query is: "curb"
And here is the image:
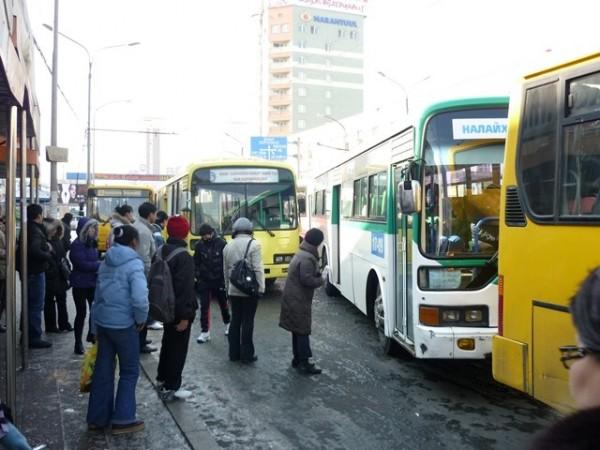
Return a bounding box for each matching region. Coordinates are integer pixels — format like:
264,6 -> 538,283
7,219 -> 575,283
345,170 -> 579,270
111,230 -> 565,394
138,355 -> 221,450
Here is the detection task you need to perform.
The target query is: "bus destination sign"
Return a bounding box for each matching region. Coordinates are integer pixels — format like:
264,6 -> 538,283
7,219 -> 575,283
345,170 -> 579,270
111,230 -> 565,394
452,118 -> 508,140
209,168 -> 279,184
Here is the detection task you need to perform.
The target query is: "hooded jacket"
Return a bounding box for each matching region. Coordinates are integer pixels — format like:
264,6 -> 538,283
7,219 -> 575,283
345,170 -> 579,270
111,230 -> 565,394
223,233 -> 265,297
69,217 -> 100,288
193,231 -> 227,290
91,243 -> 149,331
132,217 -> 156,276
18,221 -> 52,275
107,212 -> 132,249
279,241 -> 323,335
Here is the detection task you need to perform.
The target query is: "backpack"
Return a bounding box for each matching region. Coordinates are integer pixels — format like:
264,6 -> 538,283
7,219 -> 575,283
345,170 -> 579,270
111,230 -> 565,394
230,239 -> 260,298
147,246 -> 187,323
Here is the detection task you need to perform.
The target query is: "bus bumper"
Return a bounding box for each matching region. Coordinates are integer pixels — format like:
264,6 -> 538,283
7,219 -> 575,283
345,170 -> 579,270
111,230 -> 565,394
492,335 -> 527,392
264,263 -> 289,279
413,326 -> 497,359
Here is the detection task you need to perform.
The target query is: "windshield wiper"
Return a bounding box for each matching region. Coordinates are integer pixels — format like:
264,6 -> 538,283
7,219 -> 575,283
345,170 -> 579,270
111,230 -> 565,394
254,217 -> 275,237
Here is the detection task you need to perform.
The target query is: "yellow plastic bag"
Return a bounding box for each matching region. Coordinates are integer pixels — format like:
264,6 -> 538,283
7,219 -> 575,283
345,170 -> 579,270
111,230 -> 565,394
80,343 -> 97,393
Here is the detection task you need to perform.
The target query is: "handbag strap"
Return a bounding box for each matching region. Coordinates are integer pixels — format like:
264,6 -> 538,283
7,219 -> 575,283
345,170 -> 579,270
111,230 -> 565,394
243,238 -> 254,260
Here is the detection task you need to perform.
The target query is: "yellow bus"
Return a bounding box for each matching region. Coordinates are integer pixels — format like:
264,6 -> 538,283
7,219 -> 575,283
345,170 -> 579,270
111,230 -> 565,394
492,52 -> 600,412
86,184 -> 154,252
157,160 -> 300,287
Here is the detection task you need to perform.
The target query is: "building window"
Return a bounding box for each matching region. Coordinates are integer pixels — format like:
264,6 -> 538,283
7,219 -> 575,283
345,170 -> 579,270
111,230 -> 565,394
298,119 -> 306,129
310,25 -> 318,34
298,71 -> 306,80
298,40 -> 307,49
298,104 -> 307,113
281,23 -> 289,33
337,29 -> 345,38
299,24 -> 306,33
298,55 -> 305,64
325,90 -> 332,99
325,42 -> 332,52
271,24 -> 281,34
273,41 -> 288,48
325,106 -> 332,115
350,30 -> 358,39
325,59 -> 332,67
299,87 -> 307,97
325,73 -> 332,82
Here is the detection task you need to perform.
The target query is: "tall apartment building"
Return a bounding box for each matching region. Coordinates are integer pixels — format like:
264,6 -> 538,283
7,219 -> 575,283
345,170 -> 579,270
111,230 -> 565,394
267,1 -> 365,136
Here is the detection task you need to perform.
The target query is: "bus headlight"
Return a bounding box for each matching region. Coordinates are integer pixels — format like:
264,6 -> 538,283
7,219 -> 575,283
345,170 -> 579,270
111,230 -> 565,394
465,309 -> 484,322
274,254 -> 294,264
442,310 -> 460,322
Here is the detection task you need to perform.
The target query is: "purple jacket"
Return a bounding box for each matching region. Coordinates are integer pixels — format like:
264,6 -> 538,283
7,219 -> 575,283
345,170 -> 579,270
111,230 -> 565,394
69,217 -> 100,288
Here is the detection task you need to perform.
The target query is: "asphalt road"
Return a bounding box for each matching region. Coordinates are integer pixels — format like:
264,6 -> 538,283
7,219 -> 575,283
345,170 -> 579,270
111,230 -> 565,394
143,281 -> 559,450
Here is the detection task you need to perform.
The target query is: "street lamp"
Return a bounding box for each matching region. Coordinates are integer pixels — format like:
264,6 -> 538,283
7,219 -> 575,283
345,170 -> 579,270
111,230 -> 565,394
224,132 -> 244,157
377,71 -> 409,115
321,114 -> 349,151
43,24 -> 140,185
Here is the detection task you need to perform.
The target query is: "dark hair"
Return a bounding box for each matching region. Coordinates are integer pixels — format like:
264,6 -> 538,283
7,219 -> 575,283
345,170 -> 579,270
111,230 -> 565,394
62,213 -> 73,223
115,204 -> 133,216
571,268 -> 600,352
27,204 -> 43,221
138,202 -> 157,219
113,225 -> 139,247
156,210 -> 168,225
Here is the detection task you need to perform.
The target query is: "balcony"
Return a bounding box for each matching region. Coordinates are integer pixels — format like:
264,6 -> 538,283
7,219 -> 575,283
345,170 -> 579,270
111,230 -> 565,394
268,110 -> 291,122
269,95 -> 290,106
269,124 -> 290,135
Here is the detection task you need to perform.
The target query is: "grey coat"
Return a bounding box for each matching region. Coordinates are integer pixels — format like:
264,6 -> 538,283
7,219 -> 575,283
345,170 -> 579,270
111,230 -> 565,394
279,241 -> 323,335
223,234 -> 265,297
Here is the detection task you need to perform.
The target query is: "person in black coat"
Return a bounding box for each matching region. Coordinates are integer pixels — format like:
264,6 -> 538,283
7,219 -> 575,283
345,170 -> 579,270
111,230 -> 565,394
43,219 -> 72,333
193,223 -> 230,344
530,267 -> 600,449
156,216 -> 198,401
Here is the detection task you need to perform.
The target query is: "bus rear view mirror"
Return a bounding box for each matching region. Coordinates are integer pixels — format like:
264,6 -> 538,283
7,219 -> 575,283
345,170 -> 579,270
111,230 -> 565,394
398,180 -> 422,214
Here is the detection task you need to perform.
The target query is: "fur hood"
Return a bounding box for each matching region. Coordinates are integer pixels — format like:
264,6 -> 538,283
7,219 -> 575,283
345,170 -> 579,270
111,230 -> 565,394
110,212 -> 132,227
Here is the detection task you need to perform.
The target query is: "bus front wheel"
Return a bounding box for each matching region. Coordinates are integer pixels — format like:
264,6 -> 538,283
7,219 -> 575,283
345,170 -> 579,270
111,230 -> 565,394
373,283 -> 396,356
324,269 -> 339,297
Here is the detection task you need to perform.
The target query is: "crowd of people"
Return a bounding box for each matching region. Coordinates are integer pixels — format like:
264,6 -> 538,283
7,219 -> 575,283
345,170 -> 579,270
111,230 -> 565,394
12,201 -> 326,437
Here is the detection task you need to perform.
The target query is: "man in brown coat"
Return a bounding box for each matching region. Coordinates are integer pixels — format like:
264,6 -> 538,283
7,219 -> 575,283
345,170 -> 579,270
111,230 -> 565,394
279,228 -> 324,375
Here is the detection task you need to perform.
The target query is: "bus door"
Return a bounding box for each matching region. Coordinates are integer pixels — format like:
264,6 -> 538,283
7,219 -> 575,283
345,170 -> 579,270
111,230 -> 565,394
331,185 -> 341,283
393,164 -> 413,341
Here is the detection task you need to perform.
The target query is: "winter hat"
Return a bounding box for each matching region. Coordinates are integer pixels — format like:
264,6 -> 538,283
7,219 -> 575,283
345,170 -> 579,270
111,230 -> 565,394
304,228 -> 324,246
232,217 -> 253,233
198,223 -> 214,236
113,224 -> 139,246
167,215 -> 190,240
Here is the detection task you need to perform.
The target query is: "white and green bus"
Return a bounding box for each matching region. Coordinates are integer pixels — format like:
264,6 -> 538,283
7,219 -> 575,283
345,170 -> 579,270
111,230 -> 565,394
309,97 -> 508,358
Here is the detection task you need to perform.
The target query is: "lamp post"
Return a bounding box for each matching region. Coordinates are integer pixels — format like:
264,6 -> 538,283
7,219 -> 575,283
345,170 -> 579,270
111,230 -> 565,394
43,24 -> 139,186
377,72 -> 431,116
322,114 -> 349,151
224,132 -> 244,157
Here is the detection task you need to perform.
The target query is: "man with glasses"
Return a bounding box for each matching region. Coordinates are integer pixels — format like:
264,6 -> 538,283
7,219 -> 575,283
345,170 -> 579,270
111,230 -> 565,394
531,267 -> 600,449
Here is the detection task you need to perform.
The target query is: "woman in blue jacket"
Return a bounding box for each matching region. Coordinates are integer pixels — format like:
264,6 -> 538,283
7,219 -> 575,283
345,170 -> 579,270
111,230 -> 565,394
87,225 -> 149,435
69,217 -> 100,354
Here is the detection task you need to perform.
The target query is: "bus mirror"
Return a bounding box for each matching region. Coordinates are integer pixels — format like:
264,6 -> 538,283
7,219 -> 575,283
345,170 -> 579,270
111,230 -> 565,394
397,180 -> 422,214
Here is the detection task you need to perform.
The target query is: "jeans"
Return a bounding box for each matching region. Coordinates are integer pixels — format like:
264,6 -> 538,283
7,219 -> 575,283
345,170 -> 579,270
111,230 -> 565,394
87,325 -> 140,426
228,296 -> 258,361
292,333 -> 312,362
157,322 -> 192,391
27,273 -> 45,341
0,422 -> 32,450
198,287 -> 230,332
73,287 -> 94,344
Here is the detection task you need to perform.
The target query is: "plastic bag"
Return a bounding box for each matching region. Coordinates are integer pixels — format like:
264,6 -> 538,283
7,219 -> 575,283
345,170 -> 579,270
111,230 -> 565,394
80,343 -> 97,393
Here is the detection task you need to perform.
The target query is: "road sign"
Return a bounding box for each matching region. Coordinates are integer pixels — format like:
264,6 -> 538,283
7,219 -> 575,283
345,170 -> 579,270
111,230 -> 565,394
250,136 -> 287,161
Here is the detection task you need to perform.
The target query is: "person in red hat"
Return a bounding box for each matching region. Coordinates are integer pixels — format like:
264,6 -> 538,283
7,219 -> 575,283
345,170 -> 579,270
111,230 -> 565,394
155,215 -> 198,401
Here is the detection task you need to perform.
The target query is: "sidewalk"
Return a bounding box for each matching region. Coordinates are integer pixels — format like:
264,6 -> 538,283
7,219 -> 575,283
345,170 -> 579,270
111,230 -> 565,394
6,293 -> 206,450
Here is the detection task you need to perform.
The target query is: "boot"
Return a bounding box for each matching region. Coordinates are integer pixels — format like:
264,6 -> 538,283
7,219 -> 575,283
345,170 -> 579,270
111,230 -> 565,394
74,341 -> 84,355
297,361 -> 322,375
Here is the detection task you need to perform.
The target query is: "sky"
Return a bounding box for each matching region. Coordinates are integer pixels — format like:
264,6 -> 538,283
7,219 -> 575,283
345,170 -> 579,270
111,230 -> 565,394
28,0 -> 600,186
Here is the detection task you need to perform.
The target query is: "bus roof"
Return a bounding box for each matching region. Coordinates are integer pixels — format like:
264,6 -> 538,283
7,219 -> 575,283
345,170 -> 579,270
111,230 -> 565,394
87,184 -> 154,191
524,51 -> 600,80
314,96 -> 509,179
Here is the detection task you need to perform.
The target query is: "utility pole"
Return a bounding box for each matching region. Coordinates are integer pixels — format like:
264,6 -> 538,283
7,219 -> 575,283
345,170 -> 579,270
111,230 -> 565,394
49,0 -> 59,218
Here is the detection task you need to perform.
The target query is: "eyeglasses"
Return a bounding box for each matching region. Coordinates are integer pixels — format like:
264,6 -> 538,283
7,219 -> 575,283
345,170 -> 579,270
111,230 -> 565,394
559,345 -> 595,369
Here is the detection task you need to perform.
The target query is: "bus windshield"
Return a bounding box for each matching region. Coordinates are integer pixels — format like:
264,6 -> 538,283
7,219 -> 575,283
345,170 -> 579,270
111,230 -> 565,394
88,190 -> 151,222
422,108 -> 507,258
192,167 -> 298,235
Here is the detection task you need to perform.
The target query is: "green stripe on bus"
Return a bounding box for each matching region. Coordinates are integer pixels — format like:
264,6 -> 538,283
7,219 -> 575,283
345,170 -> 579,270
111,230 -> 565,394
332,186 -> 340,225
438,258 -> 491,267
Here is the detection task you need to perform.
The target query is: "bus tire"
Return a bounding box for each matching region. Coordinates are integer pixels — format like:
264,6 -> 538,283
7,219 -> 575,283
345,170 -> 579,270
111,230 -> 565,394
370,279 -> 396,356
